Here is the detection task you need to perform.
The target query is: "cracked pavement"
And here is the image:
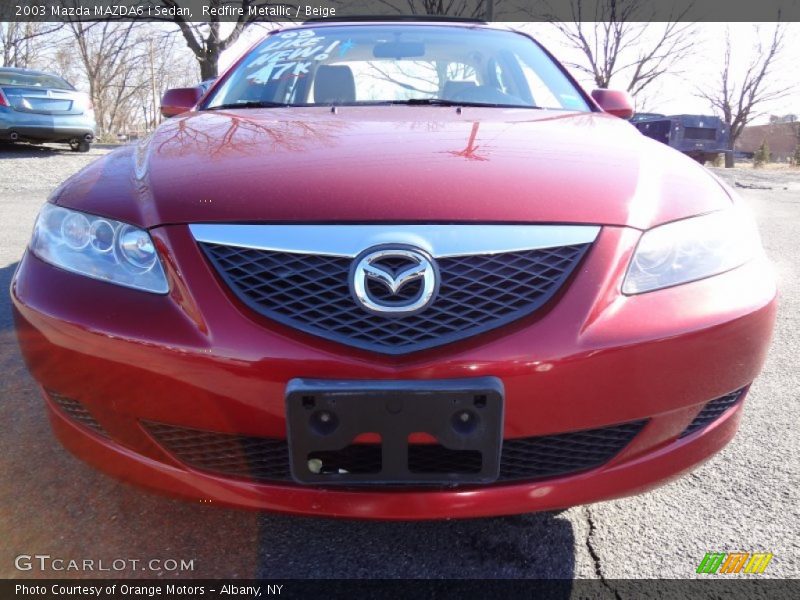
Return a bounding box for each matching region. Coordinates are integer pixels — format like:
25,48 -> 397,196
0,145 -> 797,581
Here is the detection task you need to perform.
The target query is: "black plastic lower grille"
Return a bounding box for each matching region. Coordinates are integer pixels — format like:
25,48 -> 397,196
49,391 -> 109,438
143,420 -> 646,486
499,422 -> 646,481
144,422 -> 289,479
679,388 -> 746,439
199,242 -> 590,354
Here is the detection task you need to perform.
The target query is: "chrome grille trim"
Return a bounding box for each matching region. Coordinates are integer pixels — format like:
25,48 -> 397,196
189,224 -> 601,258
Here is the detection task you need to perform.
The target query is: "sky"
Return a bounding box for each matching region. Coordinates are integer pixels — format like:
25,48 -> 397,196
219,21 -> 800,123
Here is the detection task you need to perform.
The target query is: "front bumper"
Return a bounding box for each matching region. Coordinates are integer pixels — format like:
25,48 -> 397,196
10,224 -> 778,519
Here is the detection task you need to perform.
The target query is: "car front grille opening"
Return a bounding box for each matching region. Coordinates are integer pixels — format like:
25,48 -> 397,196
498,421 -> 647,481
308,445 -> 382,474
48,391 -> 110,439
679,388 -> 747,439
143,419 -> 646,487
142,421 -> 290,481
408,445 -> 482,474
199,242 -> 591,354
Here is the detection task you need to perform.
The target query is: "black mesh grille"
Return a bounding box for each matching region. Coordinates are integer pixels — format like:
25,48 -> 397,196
679,388 -> 746,439
144,422 -> 289,480
143,420 -> 646,486
49,392 -> 110,438
199,243 -> 590,354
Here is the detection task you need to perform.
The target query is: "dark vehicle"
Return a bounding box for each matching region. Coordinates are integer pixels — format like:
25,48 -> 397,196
629,112 -> 665,123
634,114 -> 729,163
0,67 -> 95,152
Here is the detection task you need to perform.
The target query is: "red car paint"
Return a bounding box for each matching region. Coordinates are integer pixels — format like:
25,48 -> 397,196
52,107 -> 730,230
11,25 -> 777,519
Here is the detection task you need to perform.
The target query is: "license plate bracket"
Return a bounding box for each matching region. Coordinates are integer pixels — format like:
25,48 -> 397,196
286,377 -> 504,485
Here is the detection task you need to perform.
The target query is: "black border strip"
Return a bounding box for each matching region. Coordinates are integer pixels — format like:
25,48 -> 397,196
2,0 -> 799,23
3,579 -> 798,599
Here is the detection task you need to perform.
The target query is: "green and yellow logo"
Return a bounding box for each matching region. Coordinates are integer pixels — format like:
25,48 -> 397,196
697,552 -> 773,574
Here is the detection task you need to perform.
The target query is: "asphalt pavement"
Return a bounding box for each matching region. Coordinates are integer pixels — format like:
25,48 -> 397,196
0,143 -> 797,582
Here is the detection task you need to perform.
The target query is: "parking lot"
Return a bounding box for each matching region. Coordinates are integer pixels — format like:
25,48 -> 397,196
0,143 -> 798,581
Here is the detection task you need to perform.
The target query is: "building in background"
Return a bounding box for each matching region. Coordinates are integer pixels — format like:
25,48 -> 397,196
736,120 -> 800,161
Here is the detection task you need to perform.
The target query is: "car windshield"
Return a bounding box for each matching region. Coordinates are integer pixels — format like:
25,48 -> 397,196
205,25 -> 590,111
0,71 -> 74,90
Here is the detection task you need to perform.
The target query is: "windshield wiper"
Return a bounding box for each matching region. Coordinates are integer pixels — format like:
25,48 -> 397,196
385,98 -> 541,109
206,101 -> 291,110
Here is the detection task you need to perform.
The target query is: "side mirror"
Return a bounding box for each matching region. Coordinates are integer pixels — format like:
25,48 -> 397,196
160,87 -> 202,118
591,89 -> 635,119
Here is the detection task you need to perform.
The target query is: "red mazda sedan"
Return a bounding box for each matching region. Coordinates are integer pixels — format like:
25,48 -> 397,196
11,22 -> 776,519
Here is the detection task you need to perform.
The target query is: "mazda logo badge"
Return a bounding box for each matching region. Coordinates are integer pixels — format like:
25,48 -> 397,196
350,246 -> 438,314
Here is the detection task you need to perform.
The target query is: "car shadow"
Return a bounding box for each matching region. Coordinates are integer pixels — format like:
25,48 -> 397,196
255,510 -> 577,580
0,142 -> 120,158
0,260 -> 575,583
0,142 -> 70,158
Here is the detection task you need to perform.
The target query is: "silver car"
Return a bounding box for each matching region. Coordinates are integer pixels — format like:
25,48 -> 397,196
0,67 -> 95,152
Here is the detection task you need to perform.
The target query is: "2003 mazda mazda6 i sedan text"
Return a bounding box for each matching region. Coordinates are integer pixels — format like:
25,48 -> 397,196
10,22 -> 777,519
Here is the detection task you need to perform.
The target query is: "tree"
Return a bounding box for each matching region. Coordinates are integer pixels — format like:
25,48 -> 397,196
56,0 -> 201,133
547,0 -> 695,102
753,140 -> 770,168
0,22 -> 64,68
1,12 -> 199,135
697,25 -> 787,168
133,33 -> 197,131
156,0 -> 266,80
768,114 -> 797,124
68,21 -> 147,137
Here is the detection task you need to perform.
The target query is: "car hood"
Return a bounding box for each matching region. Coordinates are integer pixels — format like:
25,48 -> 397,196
53,107 -> 731,230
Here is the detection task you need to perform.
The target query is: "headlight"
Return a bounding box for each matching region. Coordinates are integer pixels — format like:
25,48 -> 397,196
30,204 -> 168,294
623,209 -> 762,294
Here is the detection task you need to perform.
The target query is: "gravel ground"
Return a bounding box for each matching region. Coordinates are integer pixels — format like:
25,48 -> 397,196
0,143 -> 798,583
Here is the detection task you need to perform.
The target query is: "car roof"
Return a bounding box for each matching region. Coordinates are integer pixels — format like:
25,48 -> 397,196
292,18 -> 509,31
0,67 -> 61,77
281,19 -> 516,38
303,16 -> 486,24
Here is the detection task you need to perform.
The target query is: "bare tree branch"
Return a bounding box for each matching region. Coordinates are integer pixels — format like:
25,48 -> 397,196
1,22 -> 65,68
696,24 -> 788,167
158,0 -> 279,79
546,0 -> 696,103
67,18 -> 147,137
